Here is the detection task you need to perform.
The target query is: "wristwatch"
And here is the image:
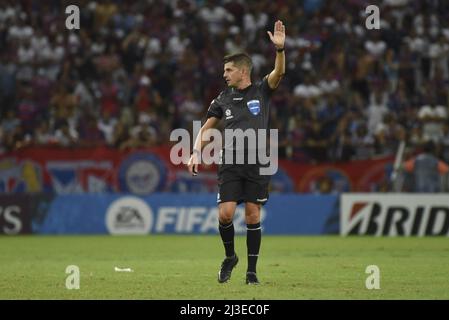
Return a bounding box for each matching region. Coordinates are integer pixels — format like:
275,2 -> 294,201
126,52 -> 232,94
276,47 -> 285,52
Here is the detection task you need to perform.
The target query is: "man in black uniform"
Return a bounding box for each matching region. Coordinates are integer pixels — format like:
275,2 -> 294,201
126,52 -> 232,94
187,20 -> 285,284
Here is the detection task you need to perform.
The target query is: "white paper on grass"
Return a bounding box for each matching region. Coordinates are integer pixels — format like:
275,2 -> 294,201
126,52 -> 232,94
114,267 -> 133,272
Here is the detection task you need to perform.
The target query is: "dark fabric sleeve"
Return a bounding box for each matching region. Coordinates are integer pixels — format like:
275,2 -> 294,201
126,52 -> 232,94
261,75 -> 276,98
206,98 -> 223,119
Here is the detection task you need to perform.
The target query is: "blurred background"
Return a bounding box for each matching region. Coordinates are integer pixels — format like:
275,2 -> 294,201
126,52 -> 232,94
0,0 -> 449,236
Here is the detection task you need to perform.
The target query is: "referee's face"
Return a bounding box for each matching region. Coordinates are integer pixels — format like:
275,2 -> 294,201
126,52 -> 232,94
223,62 -> 243,88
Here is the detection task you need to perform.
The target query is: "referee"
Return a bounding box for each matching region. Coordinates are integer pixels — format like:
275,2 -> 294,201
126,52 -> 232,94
188,20 -> 286,284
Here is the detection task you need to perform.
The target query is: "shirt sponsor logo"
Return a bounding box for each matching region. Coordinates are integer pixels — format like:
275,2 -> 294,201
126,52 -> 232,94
225,109 -> 233,120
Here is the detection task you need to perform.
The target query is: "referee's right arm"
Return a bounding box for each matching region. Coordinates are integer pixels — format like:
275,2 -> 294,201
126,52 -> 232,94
188,117 -> 220,176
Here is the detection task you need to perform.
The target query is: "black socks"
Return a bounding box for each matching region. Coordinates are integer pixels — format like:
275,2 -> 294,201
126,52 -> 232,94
246,222 -> 261,273
219,221 -> 235,258
219,221 -> 261,273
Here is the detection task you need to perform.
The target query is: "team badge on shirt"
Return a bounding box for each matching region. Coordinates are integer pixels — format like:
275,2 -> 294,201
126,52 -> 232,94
247,100 -> 261,115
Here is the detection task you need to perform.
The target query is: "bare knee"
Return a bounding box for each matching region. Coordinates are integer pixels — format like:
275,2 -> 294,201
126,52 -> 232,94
245,202 -> 261,224
219,202 -> 237,224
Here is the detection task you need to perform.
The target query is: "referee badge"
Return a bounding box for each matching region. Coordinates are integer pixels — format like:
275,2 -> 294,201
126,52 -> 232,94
247,100 -> 261,115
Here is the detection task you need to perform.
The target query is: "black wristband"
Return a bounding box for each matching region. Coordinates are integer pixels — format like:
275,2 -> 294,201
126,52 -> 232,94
276,47 -> 285,52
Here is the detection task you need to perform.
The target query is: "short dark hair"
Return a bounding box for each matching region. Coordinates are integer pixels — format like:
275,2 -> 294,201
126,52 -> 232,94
223,53 -> 252,72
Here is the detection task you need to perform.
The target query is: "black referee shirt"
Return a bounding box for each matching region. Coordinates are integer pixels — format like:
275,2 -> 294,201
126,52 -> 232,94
206,76 -> 274,154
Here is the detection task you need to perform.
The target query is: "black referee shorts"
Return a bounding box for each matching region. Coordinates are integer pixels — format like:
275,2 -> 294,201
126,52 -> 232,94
217,163 -> 270,206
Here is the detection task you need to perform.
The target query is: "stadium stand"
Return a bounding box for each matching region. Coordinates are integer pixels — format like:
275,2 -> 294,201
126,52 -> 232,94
0,0 -> 448,191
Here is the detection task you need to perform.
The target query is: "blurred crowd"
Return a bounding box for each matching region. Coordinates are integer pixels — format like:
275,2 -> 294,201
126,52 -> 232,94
1,0 -> 449,164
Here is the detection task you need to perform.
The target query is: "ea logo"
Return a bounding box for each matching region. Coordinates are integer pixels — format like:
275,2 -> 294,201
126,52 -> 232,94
106,196 -> 153,235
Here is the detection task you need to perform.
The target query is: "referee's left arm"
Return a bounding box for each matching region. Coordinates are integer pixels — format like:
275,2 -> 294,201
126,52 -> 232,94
267,20 -> 286,90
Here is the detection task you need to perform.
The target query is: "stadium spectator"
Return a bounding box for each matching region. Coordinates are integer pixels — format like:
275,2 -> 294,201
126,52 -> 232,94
111,120 -> 131,150
49,84 -> 78,126
4,124 -> 31,151
417,103 -> 447,142
97,110 -> 118,146
442,123 -> 449,160
403,141 -> 449,192
304,119 -> 328,162
78,113 -> 105,147
409,124 -> 427,149
33,120 -> 56,146
197,0 -> 234,35
1,110 -> 20,135
351,123 -> 375,160
367,91 -> 389,135
54,120 -> 78,147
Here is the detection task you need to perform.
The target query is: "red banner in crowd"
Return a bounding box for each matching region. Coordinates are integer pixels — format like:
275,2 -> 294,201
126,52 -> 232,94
279,157 -> 394,193
0,147 -> 393,194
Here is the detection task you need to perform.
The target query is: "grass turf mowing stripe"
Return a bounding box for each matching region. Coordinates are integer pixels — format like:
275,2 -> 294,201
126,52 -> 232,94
0,235 -> 448,299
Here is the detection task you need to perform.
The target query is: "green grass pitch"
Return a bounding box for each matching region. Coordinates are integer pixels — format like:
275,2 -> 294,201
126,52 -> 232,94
0,235 -> 448,299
